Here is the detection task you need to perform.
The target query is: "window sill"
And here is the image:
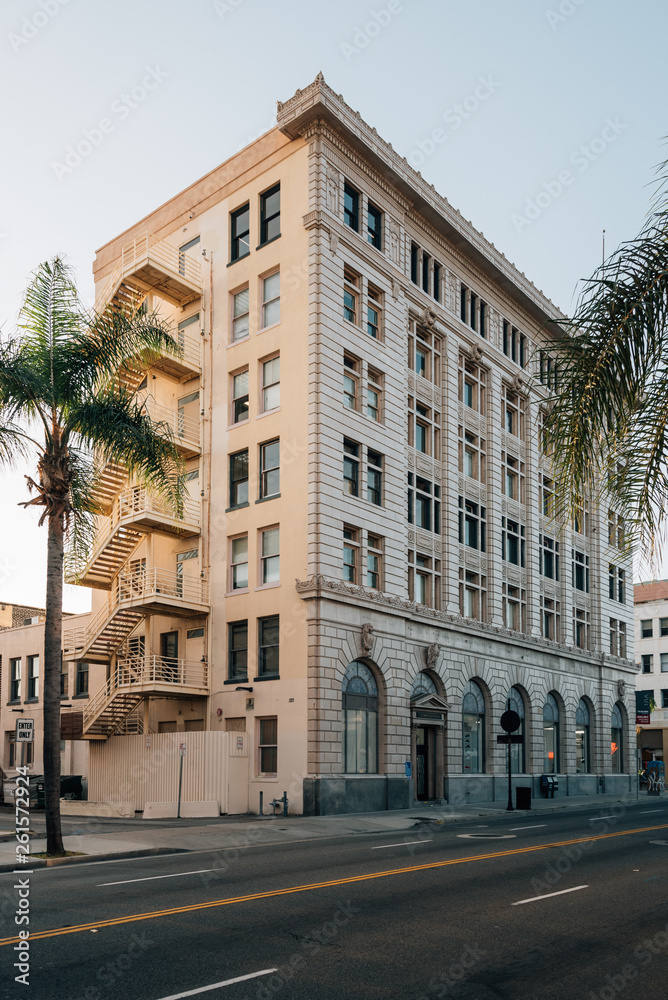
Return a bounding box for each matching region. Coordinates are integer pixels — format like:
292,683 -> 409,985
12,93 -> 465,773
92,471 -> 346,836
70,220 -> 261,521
227,420 -> 250,431
25,698 -> 39,704
256,234 -> 281,251
255,494 -> 280,504
226,502 -> 250,513
72,693 -> 89,700
252,775 -> 278,782
7,700 -> 21,707
227,252 -> 251,268
226,589 -> 249,597
256,407 -> 281,420
253,674 -> 280,682
257,321 -> 281,337
255,582 -> 280,592
227,336 -> 250,349
224,678 -> 249,685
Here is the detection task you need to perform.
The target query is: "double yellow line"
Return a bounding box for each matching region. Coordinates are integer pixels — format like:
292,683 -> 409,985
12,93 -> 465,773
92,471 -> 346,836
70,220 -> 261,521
2,821 -> 667,946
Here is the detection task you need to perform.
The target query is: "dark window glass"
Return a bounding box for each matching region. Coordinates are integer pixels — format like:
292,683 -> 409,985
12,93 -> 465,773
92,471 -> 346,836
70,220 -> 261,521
258,616 -> 279,676
231,204 -> 250,261
367,450 -> 382,506
422,253 -> 430,293
433,262 -> 441,302
228,621 -> 248,680
260,184 -> 280,244
411,244 -> 419,284
460,286 -> 467,323
229,450 -> 249,506
343,439 -> 359,497
76,662 -> 89,696
260,440 -> 280,498
479,301 -> 486,338
367,203 -> 382,249
344,183 -> 359,231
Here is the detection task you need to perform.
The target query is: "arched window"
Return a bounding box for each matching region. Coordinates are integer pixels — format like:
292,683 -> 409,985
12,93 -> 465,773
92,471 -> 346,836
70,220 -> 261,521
462,680 -> 485,773
611,703 -> 624,773
575,699 -> 591,773
508,687 -> 526,773
411,672 -> 438,699
342,661 -> 378,774
543,693 -> 560,773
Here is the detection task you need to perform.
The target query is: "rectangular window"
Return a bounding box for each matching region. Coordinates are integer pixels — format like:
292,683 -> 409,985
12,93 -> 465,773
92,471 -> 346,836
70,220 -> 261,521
458,497 -> 486,552
617,568 -> 625,604
661,618 -> 668,637
179,236 -> 200,276
367,285 -> 382,340
343,525 -> 359,583
367,203 -> 382,249
60,660 -> 68,698
231,203 -> 250,262
574,608 -> 590,650
412,477 -> 440,533
343,353 -> 359,411
660,653 -> 668,673
459,568 -> 487,621
502,452 -> 524,503
479,301 -> 487,339
610,618 -> 618,656
619,621 -> 627,658
540,535 -> 560,581
367,368 -> 382,422
367,533 -> 383,590
76,662 -> 89,696
470,291 -> 477,332
261,272 -> 280,328
27,655 -> 39,700
408,550 -> 441,609
367,449 -> 383,506
230,535 -> 248,591
258,616 -> 279,677
460,285 -> 468,324
642,654 -> 653,673
232,287 -> 250,341
408,322 -> 441,386
344,183 -> 359,231
260,184 -> 280,244
260,526 -> 280,584
572,549 -> 590,593
541,597 -> 561,642
502,386 -> 524,439
541,476 -> 554,518
10,658 -> 21,701
459,428 -> 486,482
608,510 -> 625,548
540,350 -> 559,390
459,356 -> 485,414
641,619 -> 653,638
503,518 -> 524,566
343,440 -> 359,497
411,243 -> 419,284
433,262 -> 441,303
503,584 -> 526,632
422,252 -> 430,294
261,356 -> 280,412
260,440 -> 280,498
343,267 -> 359,324
663,690 -> 668,709
232,370 -> 249,423
229,450 -> 249,507
228,621 -> 248,680
573,498 -> 590,536
258,717 -> 277,774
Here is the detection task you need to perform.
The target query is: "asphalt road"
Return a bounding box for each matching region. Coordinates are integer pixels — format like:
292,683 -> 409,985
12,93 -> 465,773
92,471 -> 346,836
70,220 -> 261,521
2,800 -> 668,1000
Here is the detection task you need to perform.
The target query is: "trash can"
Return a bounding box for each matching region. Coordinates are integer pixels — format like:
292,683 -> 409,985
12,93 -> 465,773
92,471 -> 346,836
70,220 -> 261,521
516,786 -> 532,810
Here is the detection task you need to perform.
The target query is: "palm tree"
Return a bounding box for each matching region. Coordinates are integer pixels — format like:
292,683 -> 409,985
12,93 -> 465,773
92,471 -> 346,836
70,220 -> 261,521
542,154 -> 668,563
0,257 -> 185,855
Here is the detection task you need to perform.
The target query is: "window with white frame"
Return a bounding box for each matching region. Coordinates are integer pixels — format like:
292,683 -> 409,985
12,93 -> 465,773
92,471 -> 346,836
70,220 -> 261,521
231,287 -> 249,342
541,596 -> 561,641
260,526 -> 280,585
459,355 -> 486,414
572,549 -> 590,592
661,651 -> 668,673
343,266 -> 360,325
408,322 -> 441,385
539,350 -> 559,391
367,284 -> 382,339
409,397 -> 441,457
574,608 -> 590,650
409,550 -> 441,609
343,525 -> 359,583
9,658 -> 21,701
502,385 -> 524,439
502,517 -> 525,566
573,497 -> 590,536
608,510 -> 625,548
366,367 -> 382,422
540,534 -> 560,581
502,321 -> 527,368
459,569 -> 487,621
261,272 -> 280,328
231,369 -> 249,423
641,619 -> 653,638
261,356 -> 280,412
408,475 -> 441,533
540,475 -> 555,517
459,427 -> 486,482
503,584 -> 526,632
641,653 -> 653,673
230,535 -> 248,591
367,449 -> 383,506
259,439 -> 280,498
502,451 -> 524,502
257,717 -> 278,774
343,440 -> 360,497
343,353 -> 360,411
366,533 -> 383,590
27,655 -> 39,700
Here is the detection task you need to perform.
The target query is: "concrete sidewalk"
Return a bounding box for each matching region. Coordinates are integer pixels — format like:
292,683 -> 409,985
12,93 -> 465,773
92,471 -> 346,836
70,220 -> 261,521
0,789 -> 662,870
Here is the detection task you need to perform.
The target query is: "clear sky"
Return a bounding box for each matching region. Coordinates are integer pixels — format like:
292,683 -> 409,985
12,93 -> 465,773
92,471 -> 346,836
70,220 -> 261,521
1,0 -> 666,611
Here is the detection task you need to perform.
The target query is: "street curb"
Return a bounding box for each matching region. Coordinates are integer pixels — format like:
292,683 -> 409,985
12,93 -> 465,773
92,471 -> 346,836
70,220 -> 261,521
0,846 -> 187,872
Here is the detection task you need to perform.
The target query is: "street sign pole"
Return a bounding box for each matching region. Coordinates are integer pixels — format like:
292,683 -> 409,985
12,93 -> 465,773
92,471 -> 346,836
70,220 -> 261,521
506,700 -> 513,812
499,705 -> 522,813
177,742 -> 186,818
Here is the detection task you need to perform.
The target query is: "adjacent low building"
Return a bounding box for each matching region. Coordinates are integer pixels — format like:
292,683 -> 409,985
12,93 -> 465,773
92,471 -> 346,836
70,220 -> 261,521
634,580 -> 668,769
0,76 -> 637,814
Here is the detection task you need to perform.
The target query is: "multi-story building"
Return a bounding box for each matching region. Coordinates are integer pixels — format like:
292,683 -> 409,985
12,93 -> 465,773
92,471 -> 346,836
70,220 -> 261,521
634,580 -> 668,768
0,76 -> 637,813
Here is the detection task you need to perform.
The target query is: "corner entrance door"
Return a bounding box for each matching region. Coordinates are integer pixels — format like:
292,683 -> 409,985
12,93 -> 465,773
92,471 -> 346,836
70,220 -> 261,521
416,726 -> 429,801
160,631 -> 179,684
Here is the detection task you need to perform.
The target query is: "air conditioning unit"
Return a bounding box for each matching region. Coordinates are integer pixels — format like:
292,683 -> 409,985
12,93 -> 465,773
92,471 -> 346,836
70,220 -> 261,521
23,617 -> 40,626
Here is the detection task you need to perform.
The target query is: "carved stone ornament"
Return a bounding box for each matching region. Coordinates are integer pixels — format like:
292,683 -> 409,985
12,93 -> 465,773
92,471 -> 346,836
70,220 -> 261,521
511,374 -> 524,392
388,218 -> 401,265
617,678 -> 626,699
329,230 -> 339,256
426,643 -> 441,669
421,305 -> 437,330
391,277 -> 399,301
360,623 -> 375,654
325,162 -> 340,215
470,345 -> 483,364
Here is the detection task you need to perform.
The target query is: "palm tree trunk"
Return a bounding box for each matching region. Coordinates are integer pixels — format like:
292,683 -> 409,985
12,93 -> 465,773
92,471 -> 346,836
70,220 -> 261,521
44,512 -> 65,856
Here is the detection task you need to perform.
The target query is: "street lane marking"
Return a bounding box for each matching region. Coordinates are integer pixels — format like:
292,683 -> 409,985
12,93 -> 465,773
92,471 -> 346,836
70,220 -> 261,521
590,816 -> 616,822
3,822 -> 668,947
640,810 -> 663,815
99,869 -> 224,887
511,885 -> 588,906
509,824 -> 547,831
371,840 -> 433,849
155,969 -> 278,999
457,834 -> 516,840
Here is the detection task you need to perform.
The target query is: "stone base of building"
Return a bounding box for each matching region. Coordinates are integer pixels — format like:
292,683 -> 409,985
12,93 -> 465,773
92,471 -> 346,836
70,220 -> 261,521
446,773 -> 636,805
303,776 -> 412,815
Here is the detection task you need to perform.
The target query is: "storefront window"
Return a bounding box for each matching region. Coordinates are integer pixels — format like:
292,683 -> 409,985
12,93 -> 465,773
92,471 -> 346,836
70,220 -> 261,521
543,693 -> 560,773
575,699 -> 590,773
342,661 -> 378,774
462,680 -> 485,773
611,703 -> 624,773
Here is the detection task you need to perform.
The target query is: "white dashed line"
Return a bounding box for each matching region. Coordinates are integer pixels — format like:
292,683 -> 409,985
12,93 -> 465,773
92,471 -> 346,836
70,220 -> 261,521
155,970 -> 279,999
512,885 -> 588,906
371,840 -> 433,849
